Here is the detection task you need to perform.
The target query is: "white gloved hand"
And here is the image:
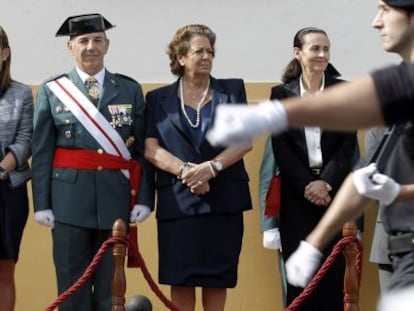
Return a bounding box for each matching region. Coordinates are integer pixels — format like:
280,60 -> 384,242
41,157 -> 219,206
353,163 -> 400,205
285,240 -> 323,288
35,209 -> 55,229
130,204 -> 151,223
206,100 -> 288,146
263,228 -> 282,250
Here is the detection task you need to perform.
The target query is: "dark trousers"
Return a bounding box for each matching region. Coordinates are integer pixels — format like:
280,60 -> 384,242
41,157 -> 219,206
280,198 -> 344,311
52,222 -> 113,311
389,251 -> 414,291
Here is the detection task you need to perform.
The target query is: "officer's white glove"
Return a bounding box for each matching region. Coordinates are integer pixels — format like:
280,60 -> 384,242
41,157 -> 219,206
263,228 -> 282,251
130,204 -> 151,223
206,100 -> 288,146
285,240 -> 323,288
35,209 -> 55,229
353,163 -> 400,205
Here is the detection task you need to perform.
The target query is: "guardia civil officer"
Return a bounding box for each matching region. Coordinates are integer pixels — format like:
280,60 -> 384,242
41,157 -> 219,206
32,14 -> 154,311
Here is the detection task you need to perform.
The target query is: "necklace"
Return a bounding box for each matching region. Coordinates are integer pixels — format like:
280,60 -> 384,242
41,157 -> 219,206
179,77 -> 210,128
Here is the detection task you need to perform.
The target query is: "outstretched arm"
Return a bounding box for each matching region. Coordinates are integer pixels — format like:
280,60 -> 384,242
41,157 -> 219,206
285,75 -> 384,130
207,75 -> 385,146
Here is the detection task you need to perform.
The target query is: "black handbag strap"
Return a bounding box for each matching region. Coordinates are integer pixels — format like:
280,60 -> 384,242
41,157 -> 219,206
367,123 -> 407,172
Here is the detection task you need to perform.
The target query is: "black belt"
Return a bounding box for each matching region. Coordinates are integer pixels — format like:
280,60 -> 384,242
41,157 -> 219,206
388,233 -> 414,256
311,168 -> 321,175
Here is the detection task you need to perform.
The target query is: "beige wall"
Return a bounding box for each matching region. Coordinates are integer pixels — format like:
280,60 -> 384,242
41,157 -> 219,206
16,83 -> 379,311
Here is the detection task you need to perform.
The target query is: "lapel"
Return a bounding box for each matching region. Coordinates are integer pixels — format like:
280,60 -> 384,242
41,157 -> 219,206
286,79 -> 308,152
209,77 -> 229,124
98,70 -> 118,110
67,69 -> 118,111
286,79 -> 300,97
158,76 -> 229,149
68,69 -> 86,96
159,79 -> 188,138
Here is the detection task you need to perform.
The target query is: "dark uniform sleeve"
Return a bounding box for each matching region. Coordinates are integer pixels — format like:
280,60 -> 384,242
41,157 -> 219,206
371,63 -> 414,125
130,81 -> 155,209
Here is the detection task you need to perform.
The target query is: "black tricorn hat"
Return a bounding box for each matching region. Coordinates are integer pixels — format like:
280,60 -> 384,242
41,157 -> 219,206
384,0 -> 414,9
55,13 -> 115,37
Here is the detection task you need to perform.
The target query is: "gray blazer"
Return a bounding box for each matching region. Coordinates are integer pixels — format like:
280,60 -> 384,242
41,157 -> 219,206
365,127 -> 391,264
0,81 -> 33,187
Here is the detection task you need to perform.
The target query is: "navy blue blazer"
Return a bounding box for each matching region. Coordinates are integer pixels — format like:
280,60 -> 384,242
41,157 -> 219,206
271,75 -> 358,197
145,77 -> 252,220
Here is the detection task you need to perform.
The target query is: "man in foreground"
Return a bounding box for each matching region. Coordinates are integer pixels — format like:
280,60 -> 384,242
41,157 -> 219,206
207,0 -> 414,301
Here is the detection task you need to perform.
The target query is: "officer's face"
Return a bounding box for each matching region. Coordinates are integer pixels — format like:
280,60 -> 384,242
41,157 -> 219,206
68,32 -> 109,75
372,1 -> 414,60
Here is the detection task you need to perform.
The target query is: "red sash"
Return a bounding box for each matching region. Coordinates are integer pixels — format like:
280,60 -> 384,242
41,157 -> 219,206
53,147 -> 142,267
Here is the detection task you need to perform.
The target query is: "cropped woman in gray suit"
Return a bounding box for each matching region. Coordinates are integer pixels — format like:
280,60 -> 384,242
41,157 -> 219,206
145,24 -> 252,311
0,26 -> 33,311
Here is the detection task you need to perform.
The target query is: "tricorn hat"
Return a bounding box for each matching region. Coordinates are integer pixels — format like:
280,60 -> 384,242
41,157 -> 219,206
384,0 -> 414,9
55,13 -> 115,37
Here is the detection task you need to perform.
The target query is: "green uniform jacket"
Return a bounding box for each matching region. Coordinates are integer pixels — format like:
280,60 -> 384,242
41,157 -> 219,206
32,69 -> 154,229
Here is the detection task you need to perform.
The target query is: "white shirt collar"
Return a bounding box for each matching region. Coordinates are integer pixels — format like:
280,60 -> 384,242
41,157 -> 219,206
299,73 -> 325,97
76,67 -> 106,86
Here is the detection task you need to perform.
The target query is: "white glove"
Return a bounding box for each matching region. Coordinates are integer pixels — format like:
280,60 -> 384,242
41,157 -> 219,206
35,209 -> 55,229
206,100 -> 288,146
130,204 -> 151,223
285,240 -> 323,288
353,163 -> 400,205
263,228 -> 282,250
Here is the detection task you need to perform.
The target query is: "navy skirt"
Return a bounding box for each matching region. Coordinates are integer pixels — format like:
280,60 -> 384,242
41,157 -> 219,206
0,183 -> 29,261
157,212 -> 244,288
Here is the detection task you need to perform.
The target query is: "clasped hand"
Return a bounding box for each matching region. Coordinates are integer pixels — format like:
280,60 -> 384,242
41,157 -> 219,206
181,162 -> 213,195
304,180 -> 331,206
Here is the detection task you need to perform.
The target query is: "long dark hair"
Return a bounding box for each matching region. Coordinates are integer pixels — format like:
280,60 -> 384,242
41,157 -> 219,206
0,25 -> 11,90
281,27 -> 340,84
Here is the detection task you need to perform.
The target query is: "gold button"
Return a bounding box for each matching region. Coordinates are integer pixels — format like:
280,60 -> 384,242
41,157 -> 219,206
97,166 -> 103,171
97,149 -> 104,154
131,189 -> 136,196
65,119 -> 70,124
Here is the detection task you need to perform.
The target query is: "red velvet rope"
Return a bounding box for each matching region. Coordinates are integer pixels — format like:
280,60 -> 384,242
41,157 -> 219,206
44,236 -> 180,311
285,236 -> 363,311
44,233 -> 362,311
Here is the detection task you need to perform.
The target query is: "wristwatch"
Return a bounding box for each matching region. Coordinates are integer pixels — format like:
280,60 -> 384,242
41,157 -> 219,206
0,166 -> 9,181
210,159 -> 223,174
